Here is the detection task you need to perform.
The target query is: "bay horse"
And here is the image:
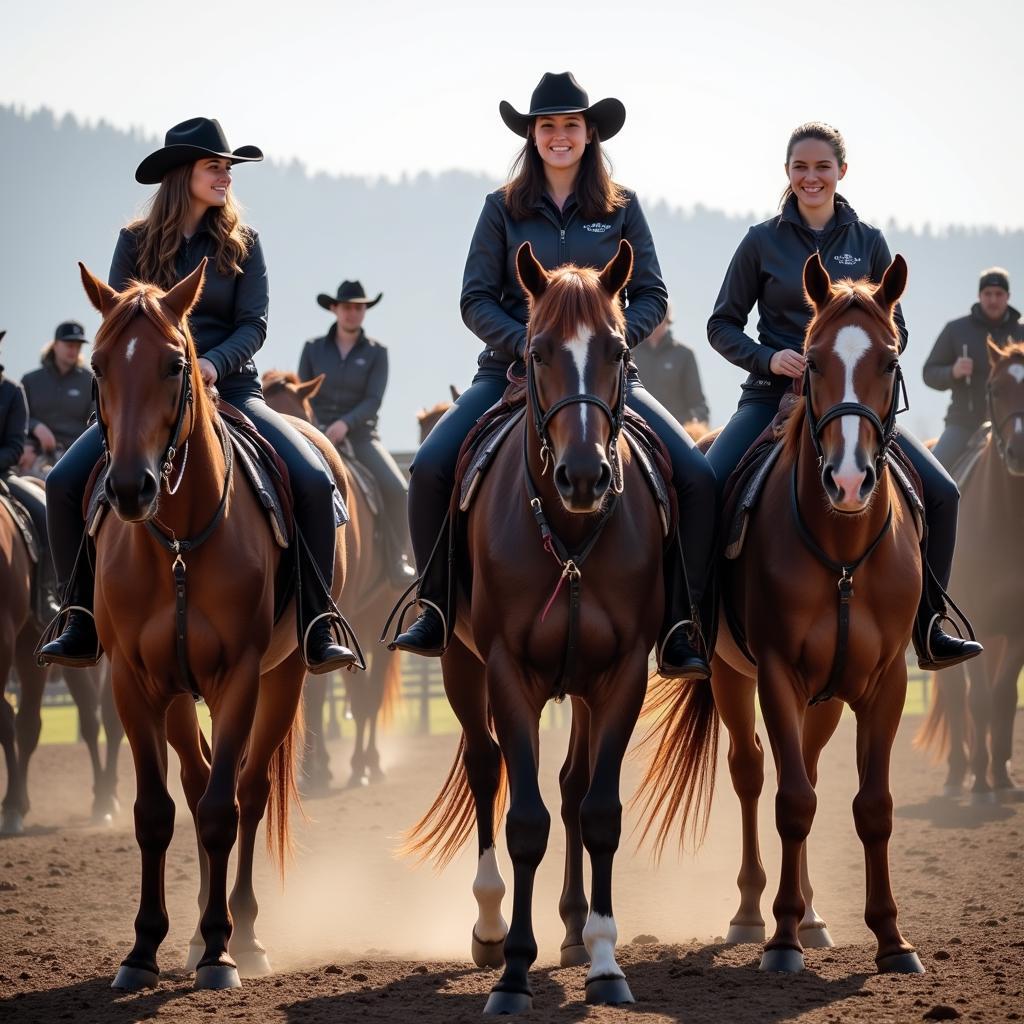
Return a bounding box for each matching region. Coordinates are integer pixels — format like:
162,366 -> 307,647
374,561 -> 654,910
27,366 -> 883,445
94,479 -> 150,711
917,338 -> 1024,800
263,370 -> 401,789
406,241 -> 674,1013
638,253 -> 926,975
77,261 -> 350,991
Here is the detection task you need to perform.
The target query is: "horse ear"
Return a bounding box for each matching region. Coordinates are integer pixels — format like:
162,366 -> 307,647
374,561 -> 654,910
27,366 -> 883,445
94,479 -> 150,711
161,258 -> 208,322
449,384 -> 462,402
79,262 -> 118,316
516,242 -> 549,303
599,240 -> 633,297
987,334 -> 1008,367
297,373 -> 325,400
876,253 -> 908,310
802,253 -> 832,312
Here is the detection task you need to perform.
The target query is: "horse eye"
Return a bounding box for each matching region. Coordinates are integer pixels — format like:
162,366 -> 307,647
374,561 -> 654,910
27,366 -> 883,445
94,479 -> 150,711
806,360 -> 819,375
91,365 -> 102,379
531,350 -> 542,364
166,360 -> 185,378
885,359 -> 899,375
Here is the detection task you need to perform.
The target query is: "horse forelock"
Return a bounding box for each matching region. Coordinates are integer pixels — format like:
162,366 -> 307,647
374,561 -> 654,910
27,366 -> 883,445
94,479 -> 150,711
804,280 -> 898,355
528,265 -> 625,345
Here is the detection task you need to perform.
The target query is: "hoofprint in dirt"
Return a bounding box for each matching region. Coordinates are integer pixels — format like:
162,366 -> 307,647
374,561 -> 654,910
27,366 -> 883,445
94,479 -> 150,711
0,711 -> 1021,1023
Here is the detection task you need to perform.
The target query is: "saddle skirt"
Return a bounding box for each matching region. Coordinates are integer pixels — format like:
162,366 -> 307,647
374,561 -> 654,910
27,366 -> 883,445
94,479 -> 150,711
453,382 -> 675,537
0,479 -> 39,564
948,423 -> 991,490
336,441 -> 381,519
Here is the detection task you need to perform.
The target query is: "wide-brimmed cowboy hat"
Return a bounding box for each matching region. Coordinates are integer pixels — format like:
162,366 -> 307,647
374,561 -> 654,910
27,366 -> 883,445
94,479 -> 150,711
135,117 -> 263,185
317,281 -> 383,310
499,72 -> 626,140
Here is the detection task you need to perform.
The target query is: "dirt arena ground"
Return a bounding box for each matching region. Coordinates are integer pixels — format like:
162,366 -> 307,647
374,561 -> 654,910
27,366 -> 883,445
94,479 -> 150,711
0,704 -> 1021,1023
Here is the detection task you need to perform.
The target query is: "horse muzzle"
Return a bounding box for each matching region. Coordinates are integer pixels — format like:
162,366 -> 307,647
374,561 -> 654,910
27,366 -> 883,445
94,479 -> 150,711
104,464 -> 160,522
554,451 -> 613,513
821,457 -> 877,513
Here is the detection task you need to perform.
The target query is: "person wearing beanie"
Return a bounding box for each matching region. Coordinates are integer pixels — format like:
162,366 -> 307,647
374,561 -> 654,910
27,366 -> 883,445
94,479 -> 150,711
923,267 -> 1022,470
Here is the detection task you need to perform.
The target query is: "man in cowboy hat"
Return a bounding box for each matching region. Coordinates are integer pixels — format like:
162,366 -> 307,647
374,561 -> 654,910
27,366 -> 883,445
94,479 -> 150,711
299,282 -> 415,585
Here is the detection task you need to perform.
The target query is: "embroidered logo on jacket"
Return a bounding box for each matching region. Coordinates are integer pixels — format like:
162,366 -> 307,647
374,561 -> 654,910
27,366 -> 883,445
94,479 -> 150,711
584,222 -> 611,233
833,253 -> 861,266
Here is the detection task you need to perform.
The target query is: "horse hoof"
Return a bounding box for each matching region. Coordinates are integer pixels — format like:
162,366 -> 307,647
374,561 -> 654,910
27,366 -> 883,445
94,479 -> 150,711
725,923 -> 766,944
559,943 -> 589,967
111,965 -> 159,990
483,990 -> 532,1014
472,932 -> 506,969
0,810 -> 24,836
184,943 -> 205,972
234,948 -> 273,977
877,951 -> 925,974
799,924 -> 834,948
970,789 -> 996,806
941,782 -> 963,798
585,975 -> 634,1005
195,964 -> 242,989
759,948 -> 805,973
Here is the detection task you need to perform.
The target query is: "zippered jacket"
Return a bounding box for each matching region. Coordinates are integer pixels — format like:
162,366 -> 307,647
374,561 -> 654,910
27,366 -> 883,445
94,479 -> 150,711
461,188 -> 667,367
0,370 -> 27,473
707,194 -> 907,391
21,355 -> 94,452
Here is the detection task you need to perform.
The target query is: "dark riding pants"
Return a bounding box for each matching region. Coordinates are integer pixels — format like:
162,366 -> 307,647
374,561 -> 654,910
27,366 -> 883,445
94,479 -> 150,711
931,423 -> 975,474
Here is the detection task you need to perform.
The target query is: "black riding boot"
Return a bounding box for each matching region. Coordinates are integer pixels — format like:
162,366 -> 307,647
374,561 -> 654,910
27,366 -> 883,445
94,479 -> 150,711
386,516 -> 452,657
296,535 -> 359,675
657,532 -> 712,680
37,551 -> 101,668
912,568 -> 982,671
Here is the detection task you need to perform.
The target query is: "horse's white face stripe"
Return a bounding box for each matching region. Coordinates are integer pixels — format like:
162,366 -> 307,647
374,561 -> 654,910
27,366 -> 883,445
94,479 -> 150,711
125,337 -> 137,363
832,325 -> 872,476
563,327 -> 591,439
1007,363 -> 1024,384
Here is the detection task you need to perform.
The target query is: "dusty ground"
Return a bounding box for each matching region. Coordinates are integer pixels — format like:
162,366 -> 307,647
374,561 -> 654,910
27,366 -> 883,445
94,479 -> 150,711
0,705 -> 1021,1023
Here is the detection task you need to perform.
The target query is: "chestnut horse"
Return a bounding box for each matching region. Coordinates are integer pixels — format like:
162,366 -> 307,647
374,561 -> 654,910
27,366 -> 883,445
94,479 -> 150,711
406,242 -> 678,1013
917,338 -> 1024,799
263,370 -> 401,789
639,254 -> 927,975
77,261 -> 350,991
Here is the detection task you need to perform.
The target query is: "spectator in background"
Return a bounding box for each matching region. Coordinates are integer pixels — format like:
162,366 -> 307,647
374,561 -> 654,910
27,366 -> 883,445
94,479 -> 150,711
923,267 -> 1022,471
631,304 -> 710,429
21,320 -> 94,463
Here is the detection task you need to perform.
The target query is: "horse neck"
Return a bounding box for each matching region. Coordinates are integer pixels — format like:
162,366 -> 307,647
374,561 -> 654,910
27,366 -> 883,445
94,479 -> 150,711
794,426 -> 893,566
978,437 -> 1024,516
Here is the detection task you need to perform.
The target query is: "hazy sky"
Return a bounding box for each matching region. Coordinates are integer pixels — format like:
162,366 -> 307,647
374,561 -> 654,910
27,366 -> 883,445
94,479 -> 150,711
3,0 -> 1022,229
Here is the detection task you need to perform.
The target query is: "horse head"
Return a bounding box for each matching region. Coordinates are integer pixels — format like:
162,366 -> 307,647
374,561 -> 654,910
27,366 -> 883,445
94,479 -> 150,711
79,261 -> 207,522
516,240 -> 632,513
985,336 -> 1024,475
801,252 -> 907,513
262,370 -> 322,424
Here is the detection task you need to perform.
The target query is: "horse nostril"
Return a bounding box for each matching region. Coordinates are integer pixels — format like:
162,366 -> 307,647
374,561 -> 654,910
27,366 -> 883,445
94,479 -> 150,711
860,464 -> 876,498
596,462 -> 612,494
139,469 -> 159,505
822,464 -> 839,497
554,463 -> 572,496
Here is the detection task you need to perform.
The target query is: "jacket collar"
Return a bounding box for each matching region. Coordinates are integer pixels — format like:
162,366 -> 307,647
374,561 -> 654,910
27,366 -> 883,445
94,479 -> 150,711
324,324 -> 368,350
780,192 -> 858,230
970,302 -> 1021,328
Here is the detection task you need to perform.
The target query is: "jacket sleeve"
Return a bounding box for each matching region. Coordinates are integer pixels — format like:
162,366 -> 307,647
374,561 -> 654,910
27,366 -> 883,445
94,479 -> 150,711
342,347 -> 388,430
922,322 -> 957,390
0,384 -> 28,472
680,347 -> 710,422
460,194 -> 529,360
203,233 -> 269,382
108,228 -> 140,290
620,195 -> 668,348
870,233 -> 908,352
707,228 -> 774,376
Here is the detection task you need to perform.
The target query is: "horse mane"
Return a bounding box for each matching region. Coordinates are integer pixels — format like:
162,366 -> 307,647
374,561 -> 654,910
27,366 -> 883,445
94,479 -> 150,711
416,401 -> 450,424
93,280 -> 213,416
527,265 -> 626,343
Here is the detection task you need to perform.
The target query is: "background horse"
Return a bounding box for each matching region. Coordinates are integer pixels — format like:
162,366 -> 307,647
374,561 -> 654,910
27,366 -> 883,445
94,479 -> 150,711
263,370 -> 401,789
405,242 -> 678,1013
638,254 -> 926,975
917,338 -> 1024,800
78,261 -> 350,992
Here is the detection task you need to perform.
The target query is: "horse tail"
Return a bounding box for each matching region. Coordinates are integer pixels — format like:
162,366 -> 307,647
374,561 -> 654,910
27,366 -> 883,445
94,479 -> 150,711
913,670 -> 963,762
265,695 -> 305,874
631,670 -> 719,860
378,649 -> 402,729
401,722 -> 507,869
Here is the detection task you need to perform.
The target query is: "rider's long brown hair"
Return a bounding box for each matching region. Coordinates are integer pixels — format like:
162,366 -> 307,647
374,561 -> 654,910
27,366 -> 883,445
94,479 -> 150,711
503,121 -> 627,222
129,163 -> 252,289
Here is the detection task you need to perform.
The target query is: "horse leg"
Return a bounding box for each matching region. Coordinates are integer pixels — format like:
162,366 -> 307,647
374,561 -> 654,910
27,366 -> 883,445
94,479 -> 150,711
10,628 -> 46,828
348,680 -> 369,787
301,674 -> 329,795
940,666 -> 969,794
483,649 -> 548,1015
989,636 -> 1022,790
110,662 -> 175,991
712,660 -> 766,944
364,657 -> 386,783
578,653 -> 647,1006
798,699 -> 843,949
194,658 -> 261,990
758,658 -> 815,973
852,664 -> 923,973
230,650 -> 305,978
966,654 -> 995,803
98,661 -> 124,820
557,697 -> 590,967
0,654 -> 20,835
63,665 -> 105,822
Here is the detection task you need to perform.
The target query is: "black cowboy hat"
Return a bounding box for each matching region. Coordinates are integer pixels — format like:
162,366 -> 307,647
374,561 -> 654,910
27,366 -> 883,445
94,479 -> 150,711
499,71 -> 626,141
317,281 -> 383,310
135,117 -> 263,185
54,320 -> 91,345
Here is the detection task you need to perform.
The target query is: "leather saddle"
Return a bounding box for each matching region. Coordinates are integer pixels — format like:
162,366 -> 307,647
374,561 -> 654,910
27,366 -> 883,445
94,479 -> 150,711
336,440 -> 382,519
0,477 -> 40,564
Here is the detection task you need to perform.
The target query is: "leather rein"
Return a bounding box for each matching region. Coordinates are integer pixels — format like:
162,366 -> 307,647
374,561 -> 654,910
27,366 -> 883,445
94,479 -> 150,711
523,353 -> 627,700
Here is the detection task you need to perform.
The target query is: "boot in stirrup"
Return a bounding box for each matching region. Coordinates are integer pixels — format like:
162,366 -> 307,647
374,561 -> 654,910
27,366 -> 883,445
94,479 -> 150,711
657,536 -> 711,679
297,543 -> 358,675
386,521 -> 451,657
914,607 -> 982,671
38,603 -> 102,668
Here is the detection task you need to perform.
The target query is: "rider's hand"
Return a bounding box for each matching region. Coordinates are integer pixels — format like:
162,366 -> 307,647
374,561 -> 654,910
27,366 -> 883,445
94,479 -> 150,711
769,349 -> 806,379
198,358 -> 219,386
326,419 -> 349,445
32,422 -> 57,452
952,356 -> 974,380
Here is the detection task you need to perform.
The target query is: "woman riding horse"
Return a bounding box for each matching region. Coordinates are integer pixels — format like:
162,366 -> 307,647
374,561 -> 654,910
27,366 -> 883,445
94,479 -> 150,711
39,117 -> 354,673
392,72 -> 717,678
705,121 -> 980,670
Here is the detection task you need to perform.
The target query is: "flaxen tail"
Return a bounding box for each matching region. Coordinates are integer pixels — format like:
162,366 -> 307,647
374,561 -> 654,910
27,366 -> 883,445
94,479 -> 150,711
378,649 -> 402,729
265,697 -> 305,874
913,669 -> 965,762
632,671 -> 719,859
